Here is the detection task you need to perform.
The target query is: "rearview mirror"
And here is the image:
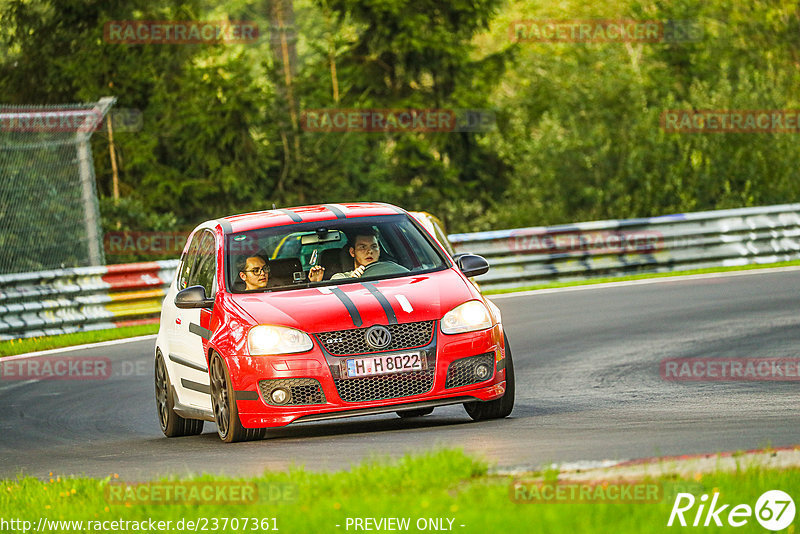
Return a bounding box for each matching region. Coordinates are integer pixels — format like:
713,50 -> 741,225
175,285 -> 214,309
301,229 -> 342,245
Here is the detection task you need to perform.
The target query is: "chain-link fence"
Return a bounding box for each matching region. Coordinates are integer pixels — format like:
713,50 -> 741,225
0,97 -> 114,274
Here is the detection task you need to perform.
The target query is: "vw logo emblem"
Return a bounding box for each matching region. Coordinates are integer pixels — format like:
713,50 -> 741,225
365,325 -> 391,349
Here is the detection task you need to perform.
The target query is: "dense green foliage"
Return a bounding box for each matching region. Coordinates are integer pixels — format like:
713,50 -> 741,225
1,0 -> 799,250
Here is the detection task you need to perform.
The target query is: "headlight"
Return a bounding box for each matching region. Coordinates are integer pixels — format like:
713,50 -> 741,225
247,325 -> 313,355
441,301 -> 492,334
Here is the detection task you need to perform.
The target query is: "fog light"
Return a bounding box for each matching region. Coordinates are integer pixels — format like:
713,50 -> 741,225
271,388 -> 290,404
475,363 -> 491,380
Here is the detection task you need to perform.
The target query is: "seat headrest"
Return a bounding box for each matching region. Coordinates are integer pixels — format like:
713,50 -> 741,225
318,247 -> 350,280
233,277 -> 246,291
269,258 -> 304,287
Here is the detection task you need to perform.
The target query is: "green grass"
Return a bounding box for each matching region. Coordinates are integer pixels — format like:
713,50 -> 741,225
1,450 -> 797,533
483,259 -> 800,295
0,324 -> 158,358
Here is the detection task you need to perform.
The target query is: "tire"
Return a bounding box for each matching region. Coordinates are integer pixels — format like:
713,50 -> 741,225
209,352 -> 266,443
155,351 -> 204,437
464,333 -> 515,421
397,407 -> 434,418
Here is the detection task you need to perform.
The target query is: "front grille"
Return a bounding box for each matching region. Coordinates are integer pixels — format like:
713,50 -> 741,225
334,369 -> 435,402
258,378 -> 326,406
317,321 -> 435,356
445,353 -> 495,389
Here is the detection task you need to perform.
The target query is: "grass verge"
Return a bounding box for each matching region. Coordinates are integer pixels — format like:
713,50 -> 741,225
483,259 -> 800,295
1,449 -> 797,533
0,324 -> 158,358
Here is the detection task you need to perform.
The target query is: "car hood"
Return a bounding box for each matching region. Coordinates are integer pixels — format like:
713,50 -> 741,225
230,269 -> 475,332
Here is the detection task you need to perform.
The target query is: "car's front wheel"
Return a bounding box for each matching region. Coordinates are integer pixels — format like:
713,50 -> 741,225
464,333 -> 516,421
209,352 -> 266,443
155,351 -> 204,437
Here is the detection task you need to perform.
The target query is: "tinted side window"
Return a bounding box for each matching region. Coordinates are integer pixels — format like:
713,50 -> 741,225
177,233 -> 201,290
189,231 -> 216,296
431,221 -> 455,256
394,224 -> 437,269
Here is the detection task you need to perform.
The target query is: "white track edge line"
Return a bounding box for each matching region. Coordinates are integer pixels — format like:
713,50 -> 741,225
2,334 -> 158,361
488,265 -> 800,300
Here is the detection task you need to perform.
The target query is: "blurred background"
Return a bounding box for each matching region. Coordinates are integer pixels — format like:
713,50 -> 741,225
1,0 -> 798,263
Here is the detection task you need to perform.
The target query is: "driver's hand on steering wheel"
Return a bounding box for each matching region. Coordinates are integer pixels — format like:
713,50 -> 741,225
350,265 -> 366,278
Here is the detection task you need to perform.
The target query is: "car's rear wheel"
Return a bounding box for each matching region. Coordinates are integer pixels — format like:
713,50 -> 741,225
209,352 -> 266,443
397,407 -> 434,418
155,351 -> 204,437
464,334 -> 515,421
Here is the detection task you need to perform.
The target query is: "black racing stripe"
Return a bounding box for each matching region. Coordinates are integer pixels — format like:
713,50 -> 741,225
361,282 -> 397,324
322,204 -> 347,219
189,323 -> 212,340
169,353 -> 208,373
330,287 -> 363,327
277,209 -> 302,222
181,378 -> 210,395
216,219 -> 233,235
235,390 -> 260,401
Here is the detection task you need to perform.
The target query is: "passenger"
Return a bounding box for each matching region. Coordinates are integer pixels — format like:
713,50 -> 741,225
238,255 -> 270,290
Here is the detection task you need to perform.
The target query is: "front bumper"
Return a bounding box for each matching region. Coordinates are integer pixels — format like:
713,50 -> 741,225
231,322 -> 507,428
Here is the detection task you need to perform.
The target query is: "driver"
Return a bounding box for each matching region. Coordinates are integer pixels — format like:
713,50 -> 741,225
308,229 -> 380,281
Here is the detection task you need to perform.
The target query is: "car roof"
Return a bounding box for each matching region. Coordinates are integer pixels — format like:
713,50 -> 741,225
213,202 -> 407,234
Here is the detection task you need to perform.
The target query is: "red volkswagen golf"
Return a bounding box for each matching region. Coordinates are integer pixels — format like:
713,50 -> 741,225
155,202 -> 514,442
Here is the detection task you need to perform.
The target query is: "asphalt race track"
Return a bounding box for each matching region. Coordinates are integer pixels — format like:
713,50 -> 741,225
1,269 -> 798,480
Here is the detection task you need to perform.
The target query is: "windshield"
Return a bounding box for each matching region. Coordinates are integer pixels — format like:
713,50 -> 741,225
225,214 -> 449,292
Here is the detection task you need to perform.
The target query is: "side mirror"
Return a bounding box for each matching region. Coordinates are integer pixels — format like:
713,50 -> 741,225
175,285 -> 214,309
456,254 -> 489,278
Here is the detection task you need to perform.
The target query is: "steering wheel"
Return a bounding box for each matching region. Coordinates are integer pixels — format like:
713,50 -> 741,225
360,261 -> 410,277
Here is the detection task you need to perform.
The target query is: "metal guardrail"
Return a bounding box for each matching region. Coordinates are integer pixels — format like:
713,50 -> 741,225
0,261 -> 178,340
450,203 -> 800,291
2,204 -> 800,340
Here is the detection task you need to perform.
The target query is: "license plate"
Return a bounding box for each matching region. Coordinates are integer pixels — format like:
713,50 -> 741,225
344,352 -> 424,378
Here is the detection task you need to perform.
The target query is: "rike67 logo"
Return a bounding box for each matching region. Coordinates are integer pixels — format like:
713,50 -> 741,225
668,490 -> 795,531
